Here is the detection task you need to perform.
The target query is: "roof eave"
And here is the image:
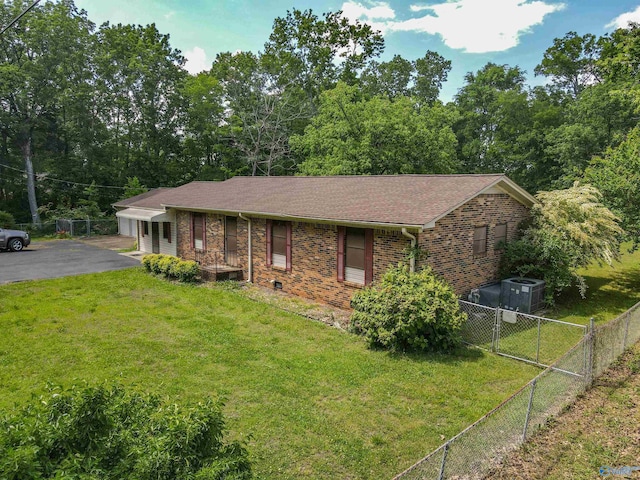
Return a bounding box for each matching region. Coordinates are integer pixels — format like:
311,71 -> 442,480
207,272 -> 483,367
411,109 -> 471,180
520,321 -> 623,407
161,204 -> 424,232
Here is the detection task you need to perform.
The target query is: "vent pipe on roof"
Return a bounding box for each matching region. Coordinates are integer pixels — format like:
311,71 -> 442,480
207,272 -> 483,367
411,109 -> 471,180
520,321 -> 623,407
238,213 -> 252,282
401,228 -> 416,273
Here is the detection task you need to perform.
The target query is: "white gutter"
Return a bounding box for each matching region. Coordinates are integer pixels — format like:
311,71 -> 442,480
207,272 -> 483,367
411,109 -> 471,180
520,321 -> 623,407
401,228 -> 417,273
238,213 -> 252,283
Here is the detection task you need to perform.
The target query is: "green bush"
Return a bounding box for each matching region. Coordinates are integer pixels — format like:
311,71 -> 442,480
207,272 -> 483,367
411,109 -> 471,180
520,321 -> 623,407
142,254 -> 199,283
350,264 -> 465,353
0,384 -> 252,479
159,255 -> 180,278
0,211 -> 15,229
171,260 -> 200,283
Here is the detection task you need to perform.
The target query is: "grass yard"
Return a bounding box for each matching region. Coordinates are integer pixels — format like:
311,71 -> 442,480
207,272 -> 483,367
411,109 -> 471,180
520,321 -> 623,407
552,244 -> 640,325
0,268 -> 538,479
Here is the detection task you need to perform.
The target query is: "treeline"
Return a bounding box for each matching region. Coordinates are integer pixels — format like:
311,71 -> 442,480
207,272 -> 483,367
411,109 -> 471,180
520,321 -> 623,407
0,1 -> 638,242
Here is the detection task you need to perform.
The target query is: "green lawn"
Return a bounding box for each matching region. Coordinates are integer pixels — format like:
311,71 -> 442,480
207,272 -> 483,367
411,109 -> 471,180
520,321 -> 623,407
552,244 -> 640,325
0,268 -> 538,479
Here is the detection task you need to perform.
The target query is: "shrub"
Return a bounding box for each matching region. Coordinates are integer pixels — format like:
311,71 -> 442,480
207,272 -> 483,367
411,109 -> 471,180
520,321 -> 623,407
0,211 -> 15,229
171,260 -> 200,283
158,255 -> 180,278
350,264 -> 466,353
142,254 -> 160,273
142,255 -> 199,283
0,384 -> 252,479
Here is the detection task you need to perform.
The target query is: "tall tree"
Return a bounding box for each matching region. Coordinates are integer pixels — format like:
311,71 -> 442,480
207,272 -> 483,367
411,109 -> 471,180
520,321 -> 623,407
585,126 -> 640,246
293,82 -> 458,175
534,31 -> 600,97
454,63 -> 531,175
360,51 -> 451,106
0,0 -> 94,224
92,22 -> 188,188
211,51 -> 309,176
263,9 -> 384,109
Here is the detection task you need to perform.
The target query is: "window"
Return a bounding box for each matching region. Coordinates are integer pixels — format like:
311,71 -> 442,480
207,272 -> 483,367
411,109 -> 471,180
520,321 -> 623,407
142,221 -> 149,237
191,213 -> 205,250
337,227 -> 373,285
163,222 -> 171,243
266,220 -> 291,271
473,226 -> 487,255
494,223 -> 507,249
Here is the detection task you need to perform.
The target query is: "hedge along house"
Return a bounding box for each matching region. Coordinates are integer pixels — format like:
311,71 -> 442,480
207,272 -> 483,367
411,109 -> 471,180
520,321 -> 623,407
156,175 -> 536,310
113,188 -> 177,256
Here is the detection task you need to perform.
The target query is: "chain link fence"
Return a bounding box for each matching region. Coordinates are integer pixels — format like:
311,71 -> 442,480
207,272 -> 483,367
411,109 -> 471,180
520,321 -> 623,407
393,299 -> 640,480
15,218 -> 117,237
459,300 -> 587,368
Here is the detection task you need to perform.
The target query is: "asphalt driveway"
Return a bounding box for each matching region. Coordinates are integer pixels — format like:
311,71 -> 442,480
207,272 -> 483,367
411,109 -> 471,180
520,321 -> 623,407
0,240 -> 141,284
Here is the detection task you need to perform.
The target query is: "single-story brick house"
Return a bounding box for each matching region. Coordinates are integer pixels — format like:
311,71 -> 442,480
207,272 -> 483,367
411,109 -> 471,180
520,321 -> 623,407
121,174 -> 534,309
113,188 -> 177,256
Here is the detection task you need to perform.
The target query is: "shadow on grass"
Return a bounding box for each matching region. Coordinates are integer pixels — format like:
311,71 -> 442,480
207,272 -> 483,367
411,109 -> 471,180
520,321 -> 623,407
385,344 -> 486,365
552,265 -> 640,323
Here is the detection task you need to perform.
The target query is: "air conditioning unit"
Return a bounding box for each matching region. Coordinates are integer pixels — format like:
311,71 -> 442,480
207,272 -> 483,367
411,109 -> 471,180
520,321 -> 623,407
501,278 -> 545,314
468,282 -> 502,307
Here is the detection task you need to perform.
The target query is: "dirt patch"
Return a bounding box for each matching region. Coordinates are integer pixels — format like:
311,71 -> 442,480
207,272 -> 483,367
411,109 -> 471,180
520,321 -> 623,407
486,342 -> 640,479
78,235 -> 136,251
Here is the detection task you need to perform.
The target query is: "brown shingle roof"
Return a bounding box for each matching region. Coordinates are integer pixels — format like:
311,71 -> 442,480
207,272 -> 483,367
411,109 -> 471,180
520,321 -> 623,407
112,188 -> 173,210
159,175 -> 534,228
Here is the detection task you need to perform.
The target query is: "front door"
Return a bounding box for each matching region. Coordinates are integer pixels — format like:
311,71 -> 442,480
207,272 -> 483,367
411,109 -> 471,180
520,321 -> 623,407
151,222 -> 160,254
225,216 -> 238,266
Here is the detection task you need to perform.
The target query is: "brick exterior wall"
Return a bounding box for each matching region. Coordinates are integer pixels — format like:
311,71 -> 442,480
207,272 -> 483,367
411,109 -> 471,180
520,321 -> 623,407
174,193 -> 529,310
417,194 -> 530,295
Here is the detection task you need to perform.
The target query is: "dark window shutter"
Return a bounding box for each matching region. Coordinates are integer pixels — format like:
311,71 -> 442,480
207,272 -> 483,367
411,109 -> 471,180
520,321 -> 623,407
286,222 -> 292,272
337,226 -> 346,282
190,214 -> 194,248
266,219 -> 272,267
202,214 -> 207,250
140,221 -> 144,237
364,229 -> 374,285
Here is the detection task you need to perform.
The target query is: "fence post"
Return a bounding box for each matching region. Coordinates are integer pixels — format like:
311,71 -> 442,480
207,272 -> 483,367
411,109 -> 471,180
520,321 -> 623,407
623,312 -> 630,349
492,307 -> 501,353
536,317 -> 542,364
587,318 -> 595,385
522,378 -> 537,442
438,441 -> 449,480
86,218 -> 91,236
70,220 -> 74,237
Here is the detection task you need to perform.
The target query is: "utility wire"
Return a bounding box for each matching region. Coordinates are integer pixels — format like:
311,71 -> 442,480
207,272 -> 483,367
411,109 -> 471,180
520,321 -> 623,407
0,162 -> 126,189
0,0 -> 41,36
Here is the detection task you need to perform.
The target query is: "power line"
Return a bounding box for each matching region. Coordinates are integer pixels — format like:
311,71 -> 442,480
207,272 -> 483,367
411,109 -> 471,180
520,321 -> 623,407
0,0 -> 41,36
0,162 -> 126,189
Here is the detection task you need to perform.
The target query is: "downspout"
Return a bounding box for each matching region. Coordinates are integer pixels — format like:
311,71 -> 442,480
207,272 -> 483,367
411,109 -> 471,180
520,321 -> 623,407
401,228 -> 416,273
238,213 -> 252,282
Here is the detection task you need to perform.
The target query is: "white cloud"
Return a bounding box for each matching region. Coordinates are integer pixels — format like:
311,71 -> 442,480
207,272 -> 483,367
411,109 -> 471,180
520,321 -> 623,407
164,10 -> 176,20
184,46 -> 209,75
606,5 -> 640,29
343,0 -> 565,53
340,1 -> 396,33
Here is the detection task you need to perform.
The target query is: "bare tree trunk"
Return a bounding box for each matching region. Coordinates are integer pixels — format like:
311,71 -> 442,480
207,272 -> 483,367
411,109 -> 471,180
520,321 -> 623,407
20,135 -> 41,226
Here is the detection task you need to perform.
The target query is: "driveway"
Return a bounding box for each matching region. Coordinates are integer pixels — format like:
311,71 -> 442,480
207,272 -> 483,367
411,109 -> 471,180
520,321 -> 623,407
0,240 -> 141,284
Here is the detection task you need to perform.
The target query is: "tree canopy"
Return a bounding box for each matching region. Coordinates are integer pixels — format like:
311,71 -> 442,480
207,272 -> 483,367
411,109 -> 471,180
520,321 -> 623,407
1,0 -> 639,236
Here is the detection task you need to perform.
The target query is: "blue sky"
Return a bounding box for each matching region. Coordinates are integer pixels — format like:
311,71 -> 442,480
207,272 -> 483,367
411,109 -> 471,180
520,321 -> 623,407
74,0 -> 640,101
